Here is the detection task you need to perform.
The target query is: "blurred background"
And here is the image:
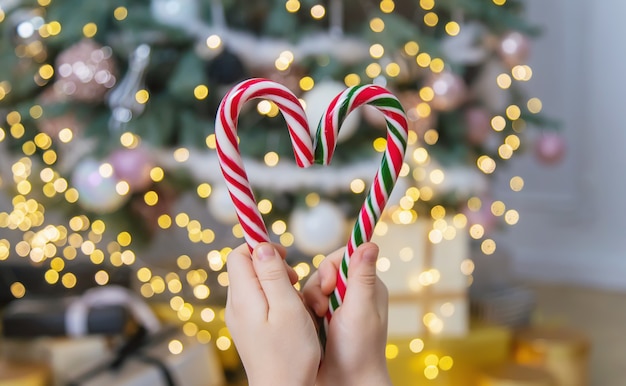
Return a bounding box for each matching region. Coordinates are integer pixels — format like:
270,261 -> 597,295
0,0 -> 621,385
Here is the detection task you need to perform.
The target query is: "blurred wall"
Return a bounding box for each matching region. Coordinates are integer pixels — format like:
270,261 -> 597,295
495,0 -> 626,290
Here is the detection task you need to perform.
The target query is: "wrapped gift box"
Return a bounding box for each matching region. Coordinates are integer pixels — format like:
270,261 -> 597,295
67,327 -> 225,386
0,335 -> 112,386
386,324 -> 512,386
0,359 -> 51,386
371,217 -> 470,337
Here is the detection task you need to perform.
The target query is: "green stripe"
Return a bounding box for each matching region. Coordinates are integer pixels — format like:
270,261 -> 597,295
329,292 -> 340,310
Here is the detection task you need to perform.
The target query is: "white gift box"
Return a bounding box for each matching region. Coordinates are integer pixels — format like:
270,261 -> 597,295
371,217 -> 470,337
0,335 -> 111,386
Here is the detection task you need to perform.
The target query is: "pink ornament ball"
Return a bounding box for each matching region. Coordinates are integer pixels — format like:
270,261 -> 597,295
108,147 -> 155,192
498,31 -> 531,68
464,107 -> 492,144
534,132 -> 566,165
425,71 -> 467,112
54,39 -> 117,103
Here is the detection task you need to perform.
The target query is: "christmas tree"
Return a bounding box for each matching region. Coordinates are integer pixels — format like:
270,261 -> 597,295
0,0 -> 562,369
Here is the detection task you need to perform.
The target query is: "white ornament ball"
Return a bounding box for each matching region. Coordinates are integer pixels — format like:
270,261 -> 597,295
290,201 -> 347,255
72,159 -> 127,214
151,0 -> 200,28
303,80 -> 361,143
208,184 -> 239,224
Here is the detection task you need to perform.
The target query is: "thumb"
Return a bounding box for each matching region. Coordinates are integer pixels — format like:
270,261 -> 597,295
345,243 -> 379,305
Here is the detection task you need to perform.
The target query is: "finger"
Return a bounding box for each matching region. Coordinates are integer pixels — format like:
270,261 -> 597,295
252,243 -> 302,310
269,243 -> 298,285
302,272 -> 328,317
226,243 -> 267,314
344,242 -> 380,306
318,247 -> 345,294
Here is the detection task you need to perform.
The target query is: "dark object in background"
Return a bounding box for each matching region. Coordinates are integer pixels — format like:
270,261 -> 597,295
2,297 -> 132,337
0,263 -> 131,307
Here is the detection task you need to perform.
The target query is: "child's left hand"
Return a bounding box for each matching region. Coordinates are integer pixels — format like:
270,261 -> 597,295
225,242 -> 321,386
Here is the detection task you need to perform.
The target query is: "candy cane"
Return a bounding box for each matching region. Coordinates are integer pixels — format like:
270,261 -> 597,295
215,78 -> 313,252
214,78 -> 408,324
314,84 -> 408,322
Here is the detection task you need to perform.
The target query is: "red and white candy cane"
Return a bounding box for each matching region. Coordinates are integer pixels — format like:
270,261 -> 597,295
215,78 -> 314,253
214,78 -> 408,323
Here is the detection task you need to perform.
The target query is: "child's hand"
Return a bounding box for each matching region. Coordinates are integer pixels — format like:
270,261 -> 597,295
226,242 -> 320,386
303,242 -> 392,386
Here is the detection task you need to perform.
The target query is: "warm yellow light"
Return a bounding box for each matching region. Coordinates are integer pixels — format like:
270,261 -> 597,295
491,116 -> 506,132
424,12 -> 439,27
385,62 -> 400,77
135,89 -> 149,104
497,73 -> 512,89
416,52 -> 431,67
365,63 -> 382,78
344,74 -> 360,87
299,76 -> 314,91
510,176 -> 524,192
285,0 -> 300,13
528,97 -> 543,113
369,44 -> 384,59
477,155 -> 496,174
206,35 -> 222,49
445,22 -> 461,36
481,239 -> 496,255
420,0 -> 435,10
380,0 -> 395,13
385,344 -> 399,359
350,179 -> 366,194
404,41 -> 419,56
264,151 -> 279,167
194,85 -> 209,100
144,191 -> 159,206
83,23 -> 97,38
310,5 -> 325,19
114,6 -> 128,20
370,17 -> 385,32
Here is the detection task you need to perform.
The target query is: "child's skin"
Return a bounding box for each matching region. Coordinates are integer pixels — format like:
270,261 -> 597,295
225,241 -> 392,386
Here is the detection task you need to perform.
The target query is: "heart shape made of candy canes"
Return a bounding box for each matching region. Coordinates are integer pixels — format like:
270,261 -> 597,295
215,78 -> 408,320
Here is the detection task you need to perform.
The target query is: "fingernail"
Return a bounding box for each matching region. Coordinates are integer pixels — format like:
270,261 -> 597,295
362,245 -> 378,263
255,243 -> 276,261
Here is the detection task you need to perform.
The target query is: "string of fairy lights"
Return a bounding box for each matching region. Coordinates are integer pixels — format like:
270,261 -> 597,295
0,0 -> 542,378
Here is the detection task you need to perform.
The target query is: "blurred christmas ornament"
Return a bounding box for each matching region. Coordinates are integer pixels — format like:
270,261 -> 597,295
54,39 -> 117,103
290,201 -> 347,255
130,185 -> 177,235
397,91 -> 437,136
498,31 -> 531,68
473,59 -> 512,112
108,147 -> 155,192
8,7 -> 46,60
72,159 -> 128,213
425,71 -> 467,112
465,106 -> 492,145
303,80 -> 360,142
36,87 -> 84,138
107,44 -> 151,132
208,184 -> 238,224
534,132 -> 566,165
207,48 -> 246,85
150,0 -> 201,29
441,22 -> 488,65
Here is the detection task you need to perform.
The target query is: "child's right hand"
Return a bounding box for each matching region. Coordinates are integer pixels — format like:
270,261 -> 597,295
303,242 -> 392,386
